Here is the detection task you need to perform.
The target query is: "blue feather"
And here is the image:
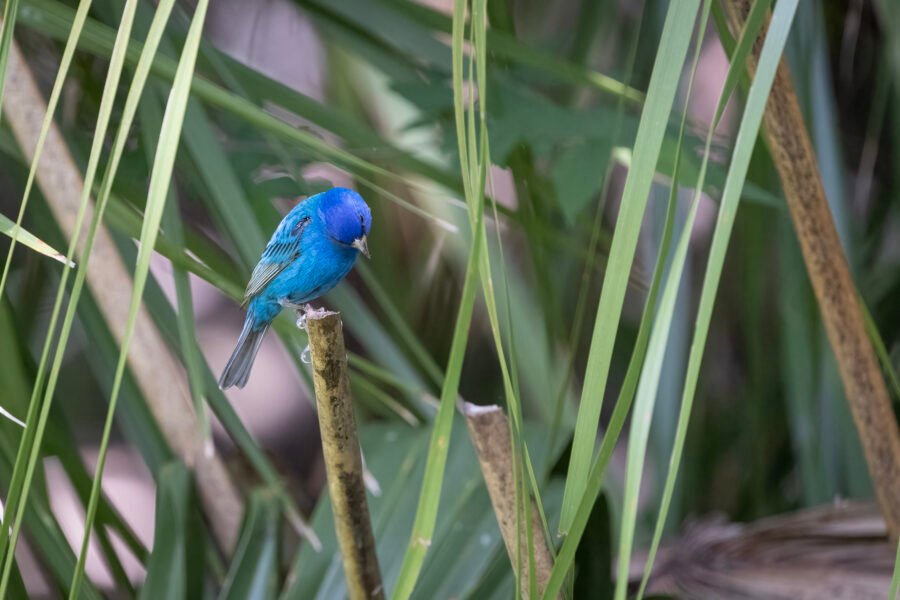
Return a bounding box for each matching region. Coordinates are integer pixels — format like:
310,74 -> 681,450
219,187 -> 372,389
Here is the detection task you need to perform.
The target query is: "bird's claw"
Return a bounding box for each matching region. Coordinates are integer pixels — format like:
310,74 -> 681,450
295,304 -> 323,330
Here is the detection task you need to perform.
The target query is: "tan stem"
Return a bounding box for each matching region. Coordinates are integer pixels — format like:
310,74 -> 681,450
723,0 -> 900,540
306,311 -> 384,600
463,403 -> 557,599
3,42 -> 241,552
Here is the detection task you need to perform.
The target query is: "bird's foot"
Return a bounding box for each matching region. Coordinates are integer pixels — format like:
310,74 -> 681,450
294,304 -> 325,330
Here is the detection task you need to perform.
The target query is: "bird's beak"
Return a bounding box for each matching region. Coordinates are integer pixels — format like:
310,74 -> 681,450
352,235 -> 370,258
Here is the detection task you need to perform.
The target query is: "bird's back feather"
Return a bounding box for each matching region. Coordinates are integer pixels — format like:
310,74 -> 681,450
242,207 -> 313,305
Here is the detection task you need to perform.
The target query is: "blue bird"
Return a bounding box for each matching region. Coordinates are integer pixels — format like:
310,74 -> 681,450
218,187 -> 372,389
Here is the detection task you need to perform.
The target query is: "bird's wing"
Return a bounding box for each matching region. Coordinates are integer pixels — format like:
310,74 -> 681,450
242,215 -> 311,306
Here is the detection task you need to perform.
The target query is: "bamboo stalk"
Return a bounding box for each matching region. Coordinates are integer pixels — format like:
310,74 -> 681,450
723,0 -> 900,540
463,403 -> 557,599
305,311 -> 384,600
2,41 -> 242,552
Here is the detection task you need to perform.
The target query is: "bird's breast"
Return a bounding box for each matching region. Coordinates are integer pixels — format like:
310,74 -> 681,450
273,241 -> 357,305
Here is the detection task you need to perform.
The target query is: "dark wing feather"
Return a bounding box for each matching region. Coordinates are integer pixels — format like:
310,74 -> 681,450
242,216 -> 310,306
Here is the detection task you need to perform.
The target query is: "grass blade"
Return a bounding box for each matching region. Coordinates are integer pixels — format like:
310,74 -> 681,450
617,192 -> 701,600
70,0 -> 209,596
220,491 -> 281,600
390,2 -> 488,597
139,462 -> 205,600
635,0 -> 800,594
608,0 -> 713,594
559,0 -> 702,535
636,1 -> 784,592
0,1 -> 143,591
0,0 -> 90,299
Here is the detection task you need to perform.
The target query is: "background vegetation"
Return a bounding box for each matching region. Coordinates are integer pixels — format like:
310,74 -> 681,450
0,0 -> 899,597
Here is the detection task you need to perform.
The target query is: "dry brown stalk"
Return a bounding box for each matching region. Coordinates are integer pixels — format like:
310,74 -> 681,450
3,41 -> 242,552
723,0 -> 900,540
305,311 -> 384,600
463,402 -> 558,599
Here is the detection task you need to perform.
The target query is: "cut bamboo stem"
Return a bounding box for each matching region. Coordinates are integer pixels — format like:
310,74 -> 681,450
463,403 -> 557,599
723,0 -> 900,540
305,311 -> 384,600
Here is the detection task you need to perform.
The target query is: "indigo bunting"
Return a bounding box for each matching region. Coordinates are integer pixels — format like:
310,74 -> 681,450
218,187 -> 372,389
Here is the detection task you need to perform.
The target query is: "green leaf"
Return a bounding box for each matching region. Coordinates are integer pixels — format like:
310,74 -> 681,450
220,490 -> 281,600
140,462 -> 205,600
551,140 -> 610,224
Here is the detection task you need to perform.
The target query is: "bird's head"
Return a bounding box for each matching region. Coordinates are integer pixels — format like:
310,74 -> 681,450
317,188 -> 372,258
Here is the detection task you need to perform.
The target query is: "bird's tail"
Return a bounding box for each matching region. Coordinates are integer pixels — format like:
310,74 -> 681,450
218,317 -> 269,389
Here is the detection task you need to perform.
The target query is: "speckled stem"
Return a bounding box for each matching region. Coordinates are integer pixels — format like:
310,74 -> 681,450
463,403 -> 557,599
723,0 -> 900,540
306,311 -> 384,600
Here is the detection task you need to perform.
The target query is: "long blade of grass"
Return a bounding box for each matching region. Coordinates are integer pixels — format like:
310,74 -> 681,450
633,1 -> 800,595
0,1 -> 143,591
559,0 -> 702,535
636,2 -> 783,593
390,1 -> 488,597
0,0 -> 89,300
0,0 -> 92,296
546,5 -> 646,468
616,192 -> 701,600
69,0 -> 208,596
544,1 -> 797,596
610,0 -> 712,594
389,205 -> 484,599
